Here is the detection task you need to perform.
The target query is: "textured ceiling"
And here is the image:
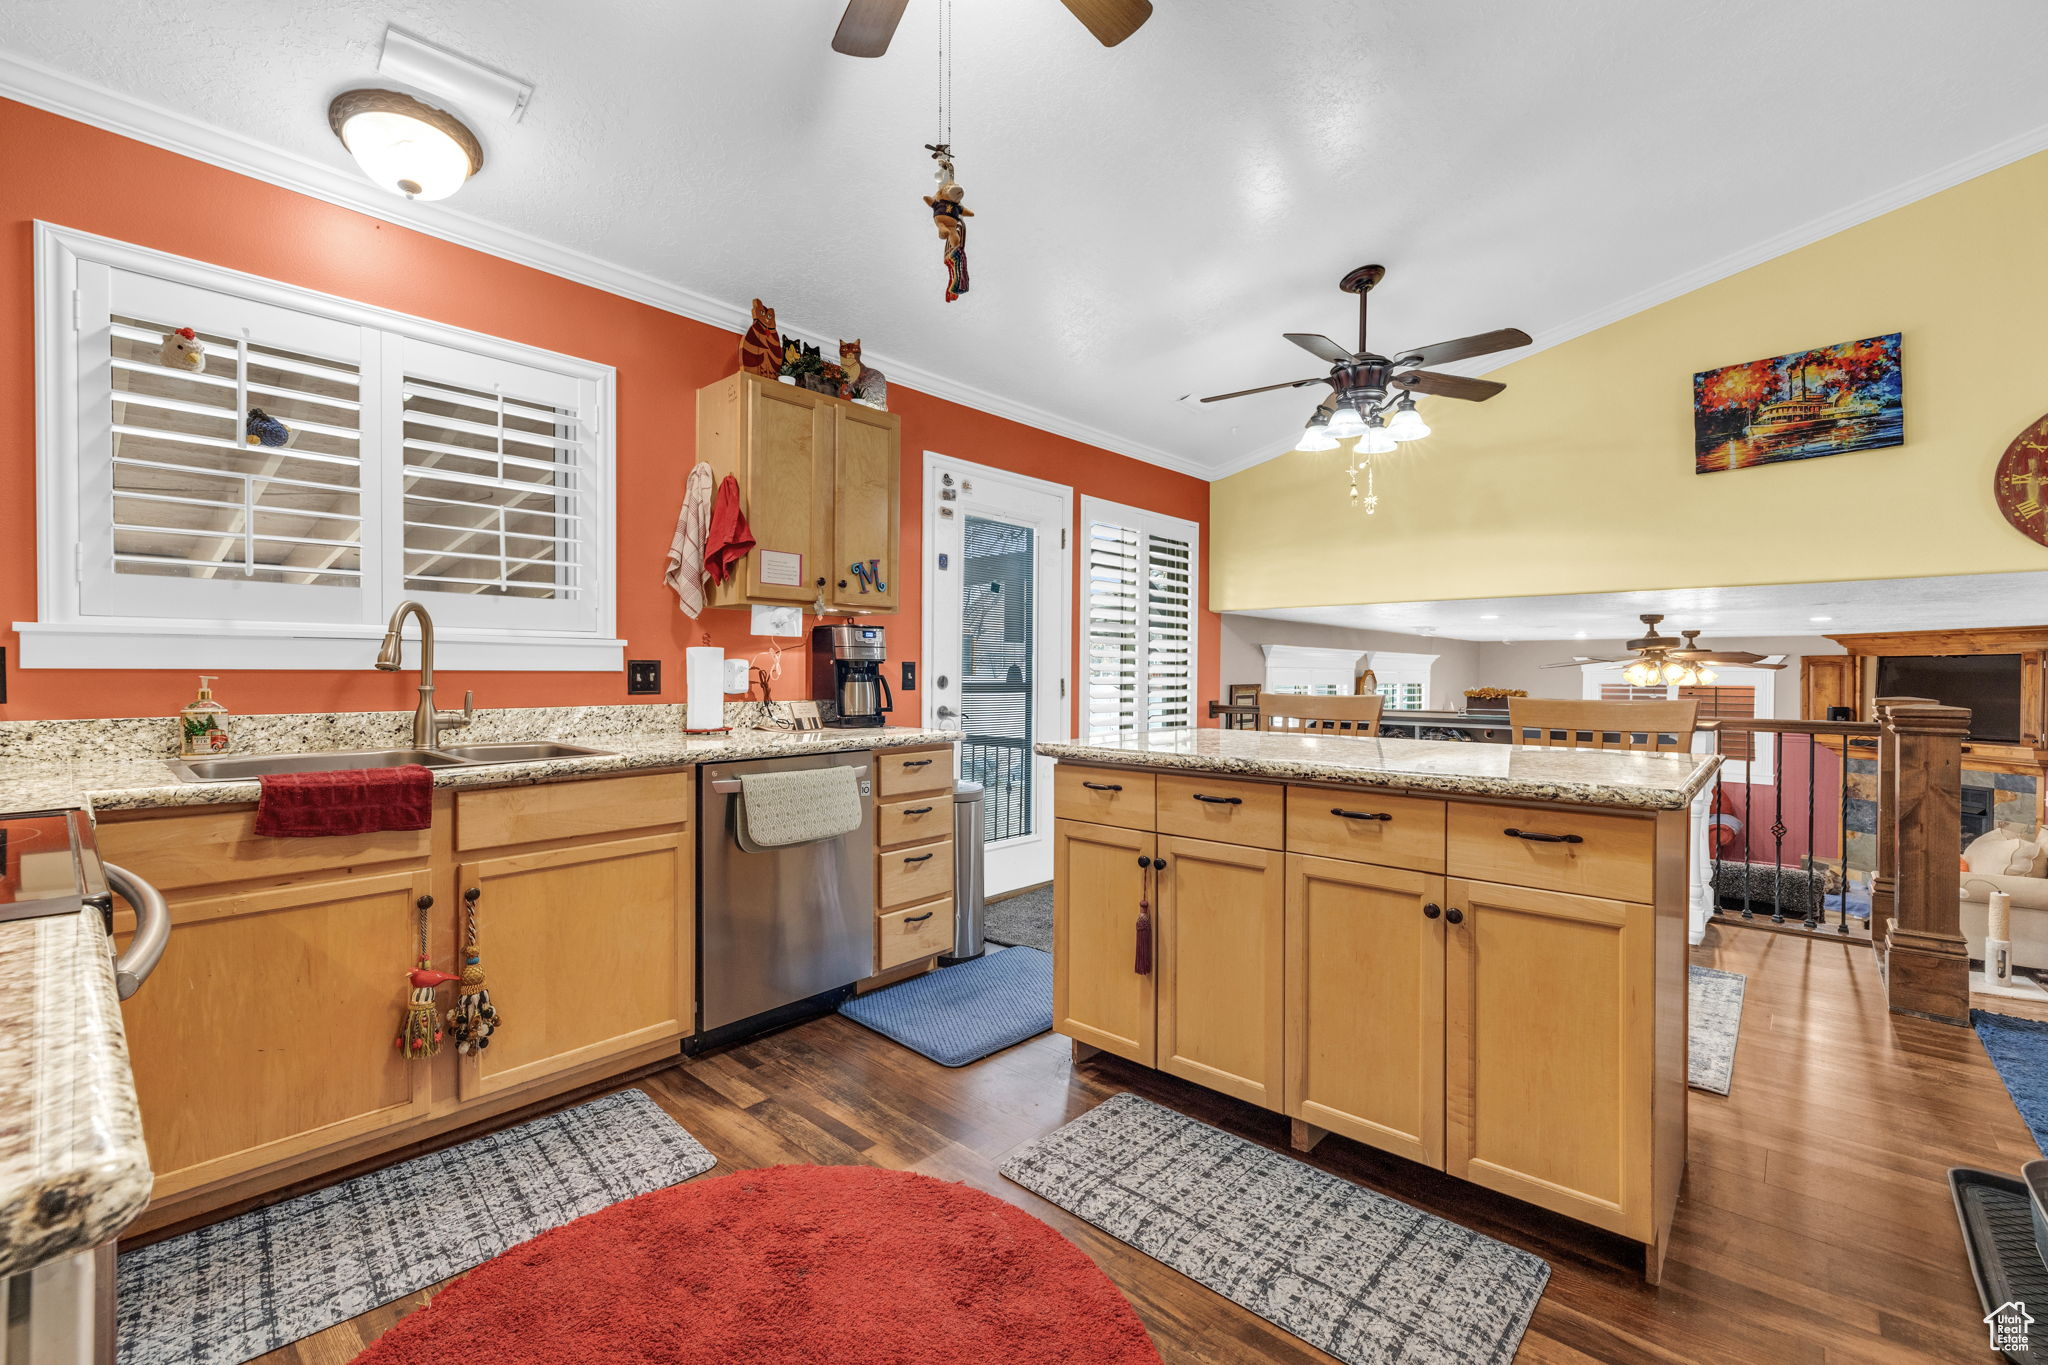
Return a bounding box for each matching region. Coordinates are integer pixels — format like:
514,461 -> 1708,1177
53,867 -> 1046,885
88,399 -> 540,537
5,0 -> 2048,475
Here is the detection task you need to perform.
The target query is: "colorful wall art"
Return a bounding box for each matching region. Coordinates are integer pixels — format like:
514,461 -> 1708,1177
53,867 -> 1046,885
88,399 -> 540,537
1693,333 -> 1903,473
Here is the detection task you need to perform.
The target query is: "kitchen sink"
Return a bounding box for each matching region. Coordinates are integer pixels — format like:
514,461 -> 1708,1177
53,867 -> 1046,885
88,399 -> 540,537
435,741 -> 616,764
166,748 -> 474,782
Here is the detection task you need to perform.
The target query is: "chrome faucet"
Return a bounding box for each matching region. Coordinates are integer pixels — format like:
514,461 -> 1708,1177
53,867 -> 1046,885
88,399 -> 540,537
375,600 -> 475,749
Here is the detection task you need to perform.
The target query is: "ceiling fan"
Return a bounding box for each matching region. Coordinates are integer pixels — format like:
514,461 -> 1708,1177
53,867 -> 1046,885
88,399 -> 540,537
1542,615 -> 1787,685
1197,264 -> 1532,448
832,0 -> 1152,56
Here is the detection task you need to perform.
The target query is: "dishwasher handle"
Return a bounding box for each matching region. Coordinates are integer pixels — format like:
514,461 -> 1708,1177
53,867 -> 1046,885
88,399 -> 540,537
709,765 -> 869,795
103,861 -> 170,1000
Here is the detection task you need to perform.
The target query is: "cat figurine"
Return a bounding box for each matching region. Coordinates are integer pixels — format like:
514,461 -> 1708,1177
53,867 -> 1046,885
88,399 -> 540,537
739,299 -> 781,378
841,339 -> 888,409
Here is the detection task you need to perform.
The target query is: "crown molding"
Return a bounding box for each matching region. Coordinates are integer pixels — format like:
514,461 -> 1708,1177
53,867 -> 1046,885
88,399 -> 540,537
1213,117 -> 2048,481
0,49 -> 1209,480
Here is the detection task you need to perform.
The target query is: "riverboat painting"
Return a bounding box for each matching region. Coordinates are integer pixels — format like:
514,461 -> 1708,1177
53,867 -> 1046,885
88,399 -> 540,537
1693,333 -> 1903,473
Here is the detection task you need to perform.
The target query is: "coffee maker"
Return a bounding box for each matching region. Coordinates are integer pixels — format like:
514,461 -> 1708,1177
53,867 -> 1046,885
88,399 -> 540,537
811,624 -> 893,728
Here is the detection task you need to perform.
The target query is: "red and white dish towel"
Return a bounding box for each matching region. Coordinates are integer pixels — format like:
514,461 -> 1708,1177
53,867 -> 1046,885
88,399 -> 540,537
664,460 -> 715,616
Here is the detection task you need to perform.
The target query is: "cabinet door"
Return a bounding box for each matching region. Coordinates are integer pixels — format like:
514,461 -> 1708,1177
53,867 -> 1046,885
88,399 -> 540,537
1800,655 -> 1859,721
1156,836 -> 1284,1108
1285,855 -> 1445,1166
457,832 -> 692,1100
733,376 -> 829,606
118,869 -> 438,1201
1444,878 -> 1653,1238
827,402 -> 900,613
1053,819 -> 1155,1065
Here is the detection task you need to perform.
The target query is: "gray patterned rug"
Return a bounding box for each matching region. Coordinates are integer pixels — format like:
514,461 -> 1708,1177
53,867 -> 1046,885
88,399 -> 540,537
1689,965 -> 1746,1095
1001,1093 -> 1549,1365
117,1089 -> 716,1365
986,884 -> 1054,952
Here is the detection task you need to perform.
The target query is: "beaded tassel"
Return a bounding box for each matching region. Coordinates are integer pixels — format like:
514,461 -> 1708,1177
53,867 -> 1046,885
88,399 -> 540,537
395,896 -> 456,1059
450,887 -> 501,1054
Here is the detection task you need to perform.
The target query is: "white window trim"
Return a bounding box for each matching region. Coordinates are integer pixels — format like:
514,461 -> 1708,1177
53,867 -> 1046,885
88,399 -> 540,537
26,222 -> 623,671
1366,650 -> 1438,710
1260,643 -> 1362,695
1079,495 -> 1200,737
1580,663 -> 1776,783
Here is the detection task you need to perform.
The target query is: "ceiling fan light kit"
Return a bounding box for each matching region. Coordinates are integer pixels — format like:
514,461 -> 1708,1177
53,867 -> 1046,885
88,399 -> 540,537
1556,615 -> 1783,685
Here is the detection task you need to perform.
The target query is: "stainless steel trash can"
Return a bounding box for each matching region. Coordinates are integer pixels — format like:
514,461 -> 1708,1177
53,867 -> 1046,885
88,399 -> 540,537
944,780 -> 986,962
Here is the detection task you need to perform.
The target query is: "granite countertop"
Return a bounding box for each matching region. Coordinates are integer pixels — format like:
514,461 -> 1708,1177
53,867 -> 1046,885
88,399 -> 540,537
0,905 -> 151,1279
0,724 -> 961,815
1037,728 -> 1721,811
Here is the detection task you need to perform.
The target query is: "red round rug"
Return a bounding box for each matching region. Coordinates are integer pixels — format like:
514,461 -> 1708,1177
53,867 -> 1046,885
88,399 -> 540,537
349,1164 -> 1160,1364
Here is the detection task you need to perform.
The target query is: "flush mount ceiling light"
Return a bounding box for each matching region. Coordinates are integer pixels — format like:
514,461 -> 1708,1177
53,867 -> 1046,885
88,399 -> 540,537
328,89 -> 483,201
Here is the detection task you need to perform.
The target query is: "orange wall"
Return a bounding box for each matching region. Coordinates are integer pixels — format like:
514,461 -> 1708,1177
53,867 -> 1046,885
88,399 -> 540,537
0,98 -> 1217,726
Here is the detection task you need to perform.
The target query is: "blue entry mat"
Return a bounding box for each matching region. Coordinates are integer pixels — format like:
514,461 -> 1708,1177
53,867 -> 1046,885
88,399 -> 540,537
839,946 -> 1053,1066
1973,1009 -> 2048,1152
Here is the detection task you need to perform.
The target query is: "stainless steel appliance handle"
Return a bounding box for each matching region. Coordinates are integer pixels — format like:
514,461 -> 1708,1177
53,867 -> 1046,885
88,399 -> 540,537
709,765 -> 868,796
103,861 -> 170,1000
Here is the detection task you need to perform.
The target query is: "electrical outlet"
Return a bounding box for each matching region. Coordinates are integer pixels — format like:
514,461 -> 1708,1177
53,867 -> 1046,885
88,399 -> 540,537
625,659 -> 661,695
900,661 -> 917,692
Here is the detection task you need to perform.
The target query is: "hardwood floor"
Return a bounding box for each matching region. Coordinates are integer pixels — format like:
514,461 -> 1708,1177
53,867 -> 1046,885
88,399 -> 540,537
250,927 -> 2039,1364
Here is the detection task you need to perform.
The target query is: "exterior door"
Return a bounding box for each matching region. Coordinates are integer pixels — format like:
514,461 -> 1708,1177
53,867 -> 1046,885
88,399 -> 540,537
1285,854 -> 1446,1167
1052,819 -> 1155,1064
1444,877 -> 1653,1238
924,454 -> 1072,894
1156,835 -> 1285,1108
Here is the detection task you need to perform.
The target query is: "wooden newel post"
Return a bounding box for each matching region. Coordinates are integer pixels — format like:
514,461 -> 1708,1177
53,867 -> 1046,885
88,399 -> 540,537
1875,697 -> 1972,1025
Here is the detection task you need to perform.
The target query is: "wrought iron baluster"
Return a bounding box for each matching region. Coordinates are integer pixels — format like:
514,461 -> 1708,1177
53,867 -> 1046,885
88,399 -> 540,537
1838,737 -> 1852,934
1803,735 -> 1820,930
1770,732 -> 1787,924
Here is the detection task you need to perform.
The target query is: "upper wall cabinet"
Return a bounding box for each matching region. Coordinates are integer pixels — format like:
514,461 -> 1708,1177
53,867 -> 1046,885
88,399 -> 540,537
695,372 -> 900,614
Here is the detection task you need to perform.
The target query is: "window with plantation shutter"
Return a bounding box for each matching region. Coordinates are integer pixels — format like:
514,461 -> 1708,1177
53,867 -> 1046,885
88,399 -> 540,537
30,227 -> 618,670
1587,666 -> 1772,779
1081,497 -> 1199,740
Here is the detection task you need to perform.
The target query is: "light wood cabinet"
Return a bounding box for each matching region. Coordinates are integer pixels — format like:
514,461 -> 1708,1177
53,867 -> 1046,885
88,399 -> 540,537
1445,877 -> 1653,1239
865,744 -> 958,981
1053,818 -> 1155,1065
695,371 -> 901,614
1156,836 -> 1284,1108
1285,854 -> 1445,1168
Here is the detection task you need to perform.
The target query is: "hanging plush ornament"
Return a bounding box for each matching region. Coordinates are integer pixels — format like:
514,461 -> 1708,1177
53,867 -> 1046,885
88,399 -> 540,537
245,407 -> 296,448
919,1 -> 972,302
449,886 -> 501,1054
394,896 -> 456,1059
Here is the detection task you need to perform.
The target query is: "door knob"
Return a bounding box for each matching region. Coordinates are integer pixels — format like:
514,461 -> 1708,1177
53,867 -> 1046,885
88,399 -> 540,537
935,706 -> 957,720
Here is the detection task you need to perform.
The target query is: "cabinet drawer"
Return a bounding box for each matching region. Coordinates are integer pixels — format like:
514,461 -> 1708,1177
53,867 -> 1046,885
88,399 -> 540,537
877,747 -> 952,798
1054,766 -> 1156,830
880,838 -> 954,909
879,896 -> 954,969
94,807 -> 429,892
1445,802 -> 1654,903
455,771 -> 691,851
1155,773 -> 1284,850
1286,787 -> 1445,872
878,796 -> 950,850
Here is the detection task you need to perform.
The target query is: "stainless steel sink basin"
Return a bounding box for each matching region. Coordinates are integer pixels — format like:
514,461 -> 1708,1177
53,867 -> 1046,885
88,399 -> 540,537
166,748 -> 473,783
436,741 -> 616,764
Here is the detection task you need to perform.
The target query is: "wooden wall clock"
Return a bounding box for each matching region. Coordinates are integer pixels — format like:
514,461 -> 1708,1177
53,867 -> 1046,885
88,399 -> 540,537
1996,415 -> 2048,547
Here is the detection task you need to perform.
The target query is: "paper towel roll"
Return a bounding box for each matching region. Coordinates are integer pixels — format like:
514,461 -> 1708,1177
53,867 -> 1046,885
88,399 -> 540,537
686,648 -> 725,731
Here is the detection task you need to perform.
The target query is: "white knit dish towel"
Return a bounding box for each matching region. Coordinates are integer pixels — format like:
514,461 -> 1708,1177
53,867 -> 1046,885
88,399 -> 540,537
664,461 -> 716,616
736,766 -> 864,850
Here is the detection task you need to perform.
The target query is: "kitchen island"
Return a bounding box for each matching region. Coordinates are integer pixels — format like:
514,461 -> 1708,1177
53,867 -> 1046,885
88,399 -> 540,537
1037,728 -> 1720,1283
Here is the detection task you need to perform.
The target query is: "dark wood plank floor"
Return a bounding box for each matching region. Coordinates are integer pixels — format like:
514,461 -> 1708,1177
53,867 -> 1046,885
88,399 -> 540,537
259,928 -> 2040,1364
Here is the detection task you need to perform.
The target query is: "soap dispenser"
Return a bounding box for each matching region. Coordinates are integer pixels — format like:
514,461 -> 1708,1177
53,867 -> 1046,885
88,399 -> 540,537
179,676 -> 233,757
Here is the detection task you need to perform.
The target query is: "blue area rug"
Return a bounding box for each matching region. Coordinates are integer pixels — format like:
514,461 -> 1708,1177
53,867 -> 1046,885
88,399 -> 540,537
1974,1009 -> 2048,1153
839,946 -> 1053,1066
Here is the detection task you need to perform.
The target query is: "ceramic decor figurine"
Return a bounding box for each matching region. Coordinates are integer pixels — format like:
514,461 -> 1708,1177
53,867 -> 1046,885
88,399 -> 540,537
841,339 -> 888,409
160,326 -> 207,372
740,299 -> 782,377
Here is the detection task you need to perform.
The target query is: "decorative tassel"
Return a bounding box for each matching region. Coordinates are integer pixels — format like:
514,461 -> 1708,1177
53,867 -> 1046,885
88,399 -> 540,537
1134,896 -> 1152,976
450,887 -> 502,1054
394,895 -> 456,1059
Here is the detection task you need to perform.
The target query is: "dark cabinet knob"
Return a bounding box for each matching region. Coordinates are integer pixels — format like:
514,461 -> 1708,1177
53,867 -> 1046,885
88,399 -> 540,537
838,579 -> 849,588
815,576 -> 826,587
1137,855 -> 1152,868
1153,858 -> 1168,871
1423,902 -> 1441,919
1444,907 -> 1464,925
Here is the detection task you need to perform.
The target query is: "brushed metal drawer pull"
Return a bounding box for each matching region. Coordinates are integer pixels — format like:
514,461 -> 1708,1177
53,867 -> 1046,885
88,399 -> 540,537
1330,808 -> 1391,822
1191,793 -> 1243,805
902,806 -> 935,815
903,759 -> 934,768
1503,827 -> 1583,844
904,852 -> 935,864
904,911 -> 935,923
1082,781 -> 1124,792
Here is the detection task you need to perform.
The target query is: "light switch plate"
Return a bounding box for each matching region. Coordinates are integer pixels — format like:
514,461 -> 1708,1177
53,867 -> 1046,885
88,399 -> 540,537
625,659 -> 661,695
750,604 -> 803,637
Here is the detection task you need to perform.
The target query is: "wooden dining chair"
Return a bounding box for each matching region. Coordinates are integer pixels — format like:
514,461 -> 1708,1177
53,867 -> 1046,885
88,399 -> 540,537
1507,698 -> 1698,753
1256,691 -> 1384,737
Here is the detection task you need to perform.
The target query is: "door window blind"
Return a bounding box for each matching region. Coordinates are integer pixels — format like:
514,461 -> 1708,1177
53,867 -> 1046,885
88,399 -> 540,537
1082,499 -> 1199,740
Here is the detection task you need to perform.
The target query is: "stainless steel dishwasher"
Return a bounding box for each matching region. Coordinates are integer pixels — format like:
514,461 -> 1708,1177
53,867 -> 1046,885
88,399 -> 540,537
696,749 -> 875,1044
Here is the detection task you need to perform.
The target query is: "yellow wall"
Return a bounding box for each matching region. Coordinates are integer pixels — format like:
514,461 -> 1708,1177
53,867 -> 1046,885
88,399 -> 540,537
1210,149 -> 2048,612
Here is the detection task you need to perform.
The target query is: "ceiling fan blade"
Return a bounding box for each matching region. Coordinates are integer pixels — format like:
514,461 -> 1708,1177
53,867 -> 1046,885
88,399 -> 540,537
1198,376 -> 1327,403
1059,0 -> 1153,47
1541,656 -> 1631,667
832,0 -> 910,56
1392,370 -> 1507,402
1284,333 -> 1355,365
1394,327 -> 1533,370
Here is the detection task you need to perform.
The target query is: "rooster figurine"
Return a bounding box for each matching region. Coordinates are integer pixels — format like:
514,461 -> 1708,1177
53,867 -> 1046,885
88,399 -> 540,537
159,326 -> 207,373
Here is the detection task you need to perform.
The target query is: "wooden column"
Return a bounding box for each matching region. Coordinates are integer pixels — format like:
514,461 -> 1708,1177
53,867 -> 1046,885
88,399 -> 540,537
1877,698 -> 1972,1025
